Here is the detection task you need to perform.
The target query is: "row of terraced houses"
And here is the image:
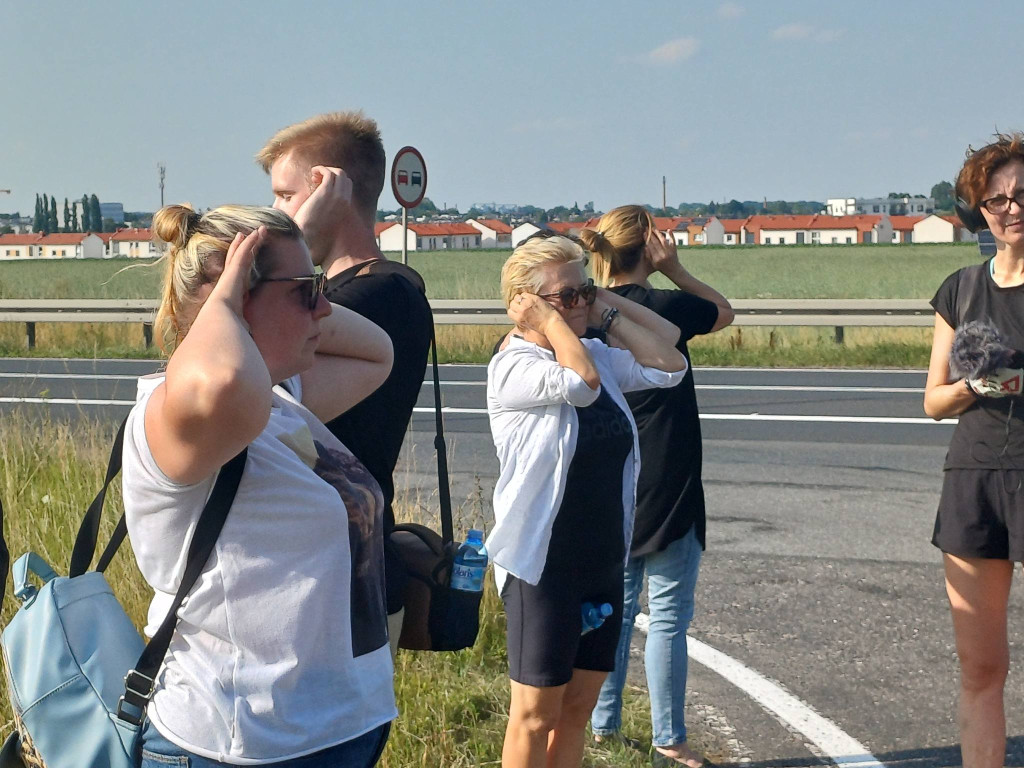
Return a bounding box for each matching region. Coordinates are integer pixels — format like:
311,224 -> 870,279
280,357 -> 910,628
0,229 -> 160,260
0,213 -> 977,260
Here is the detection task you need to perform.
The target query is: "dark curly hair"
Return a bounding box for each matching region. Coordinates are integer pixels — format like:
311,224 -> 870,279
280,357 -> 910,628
956,132 -> 1024,209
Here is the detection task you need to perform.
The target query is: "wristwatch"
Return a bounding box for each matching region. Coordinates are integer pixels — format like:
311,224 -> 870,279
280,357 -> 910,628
599,307 -> 619,334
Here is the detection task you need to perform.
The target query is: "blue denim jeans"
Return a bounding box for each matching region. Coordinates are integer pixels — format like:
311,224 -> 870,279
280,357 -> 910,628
590,527 -> 702,747
139,720 -> 391,768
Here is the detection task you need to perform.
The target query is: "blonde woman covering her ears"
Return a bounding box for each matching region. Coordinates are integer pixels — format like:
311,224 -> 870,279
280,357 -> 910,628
486,235 -> 688,768
123,204 -> 396,768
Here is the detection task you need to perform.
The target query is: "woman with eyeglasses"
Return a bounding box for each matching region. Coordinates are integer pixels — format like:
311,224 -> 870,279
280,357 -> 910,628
486,235 -> 688,768
123,204 -> 396,767
578,206 -> 733,768
924,133 -> 1024,768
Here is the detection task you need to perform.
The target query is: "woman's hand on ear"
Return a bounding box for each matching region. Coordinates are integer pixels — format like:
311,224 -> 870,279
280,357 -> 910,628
209,226 -> 265,318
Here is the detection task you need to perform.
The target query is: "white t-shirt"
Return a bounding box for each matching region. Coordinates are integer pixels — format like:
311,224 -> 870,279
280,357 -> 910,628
122,374 -> 396,764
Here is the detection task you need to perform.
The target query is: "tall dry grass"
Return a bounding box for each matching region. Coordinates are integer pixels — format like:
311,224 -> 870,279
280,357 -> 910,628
0,418 -> 672,766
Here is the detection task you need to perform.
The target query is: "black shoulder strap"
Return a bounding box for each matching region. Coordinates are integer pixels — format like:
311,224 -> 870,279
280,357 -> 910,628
430,323 -> 453,546
69,417 -> 129,577
132,448 -> 247,679
116,446 -> 247,725
955,263 -> 987,328
0,498 -> 9,608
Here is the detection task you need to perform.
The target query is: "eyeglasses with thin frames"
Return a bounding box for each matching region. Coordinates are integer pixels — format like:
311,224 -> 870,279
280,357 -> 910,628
259,272 -> 327,310
981,189 -> 1024,215
536,279 -> 597,310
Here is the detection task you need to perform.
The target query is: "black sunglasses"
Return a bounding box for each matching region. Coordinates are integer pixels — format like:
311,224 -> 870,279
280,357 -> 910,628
259,272 -> 327,310
981,189 -> 1024,215
537,279 -> 597,310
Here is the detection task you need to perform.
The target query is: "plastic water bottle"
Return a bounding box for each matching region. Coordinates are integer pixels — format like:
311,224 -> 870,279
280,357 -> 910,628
581,602 -> 613,635
450,529 -> 488,593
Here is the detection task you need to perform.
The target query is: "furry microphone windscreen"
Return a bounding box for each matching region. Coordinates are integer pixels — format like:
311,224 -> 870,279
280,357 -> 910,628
950,320 -> 1020,378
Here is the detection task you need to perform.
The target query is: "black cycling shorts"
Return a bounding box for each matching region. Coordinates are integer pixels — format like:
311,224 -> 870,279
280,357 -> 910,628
501,561 -> 624,688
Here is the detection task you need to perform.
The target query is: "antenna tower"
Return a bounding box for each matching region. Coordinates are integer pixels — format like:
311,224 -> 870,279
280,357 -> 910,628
158,163 -> 166,208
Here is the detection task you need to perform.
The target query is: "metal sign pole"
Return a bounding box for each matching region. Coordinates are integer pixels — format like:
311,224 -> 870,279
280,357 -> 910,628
402,207 -> 408,265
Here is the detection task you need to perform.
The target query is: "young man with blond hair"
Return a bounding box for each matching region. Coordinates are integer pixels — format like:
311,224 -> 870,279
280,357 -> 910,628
258,111 -> 433,653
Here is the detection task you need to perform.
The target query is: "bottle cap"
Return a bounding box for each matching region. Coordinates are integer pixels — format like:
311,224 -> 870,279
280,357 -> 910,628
599,603 -> 613,617
468,528 -> 484,542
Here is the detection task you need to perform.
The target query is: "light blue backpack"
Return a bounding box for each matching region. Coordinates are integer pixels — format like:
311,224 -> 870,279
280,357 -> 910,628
0,421 -> 246,767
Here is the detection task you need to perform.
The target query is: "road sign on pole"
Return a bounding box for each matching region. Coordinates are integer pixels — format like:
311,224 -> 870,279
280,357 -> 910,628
391,146 -> 427,265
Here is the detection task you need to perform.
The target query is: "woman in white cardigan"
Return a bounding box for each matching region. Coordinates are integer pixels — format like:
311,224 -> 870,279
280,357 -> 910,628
487,235 -> 688,768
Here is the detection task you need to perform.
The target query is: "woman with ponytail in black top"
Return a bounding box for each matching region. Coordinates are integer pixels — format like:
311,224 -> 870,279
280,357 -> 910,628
581,206 -> 733,768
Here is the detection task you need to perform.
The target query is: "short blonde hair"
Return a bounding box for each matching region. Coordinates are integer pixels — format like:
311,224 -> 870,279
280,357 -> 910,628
500,236 -> 587,307
152,203 -> 300,352
256,111 -> 385,220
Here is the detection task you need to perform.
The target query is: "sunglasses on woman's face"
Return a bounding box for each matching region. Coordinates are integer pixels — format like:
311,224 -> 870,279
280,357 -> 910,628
537,279 -> 597,310
259,272 -> 327,310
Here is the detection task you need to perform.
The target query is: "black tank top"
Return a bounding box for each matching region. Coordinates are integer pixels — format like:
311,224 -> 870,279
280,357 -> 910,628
546,387 -> 633,572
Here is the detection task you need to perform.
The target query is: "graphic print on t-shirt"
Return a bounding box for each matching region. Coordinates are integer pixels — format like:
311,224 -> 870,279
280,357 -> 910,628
311,440 -> 388,656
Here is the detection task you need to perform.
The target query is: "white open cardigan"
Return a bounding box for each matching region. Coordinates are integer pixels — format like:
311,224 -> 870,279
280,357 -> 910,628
485,335 -> 687,588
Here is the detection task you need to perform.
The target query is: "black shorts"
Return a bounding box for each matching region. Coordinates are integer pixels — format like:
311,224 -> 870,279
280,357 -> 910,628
933,468 -> 1024,560
501,561 -> 624,688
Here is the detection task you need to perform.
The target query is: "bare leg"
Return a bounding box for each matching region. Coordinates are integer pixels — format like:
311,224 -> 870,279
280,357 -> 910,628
546,669 -> 608,768
503,680 -> 566,768
944,553 -> 1013,768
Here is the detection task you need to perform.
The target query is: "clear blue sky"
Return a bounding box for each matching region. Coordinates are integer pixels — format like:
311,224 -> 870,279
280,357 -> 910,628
3,0 -> 1021,216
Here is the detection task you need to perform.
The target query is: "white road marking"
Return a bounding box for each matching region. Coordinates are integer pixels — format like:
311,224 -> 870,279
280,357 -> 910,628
699,413 -> 955,425
420,382 -> 925,394
0,372 -> 137,380
0,397 -> 133,406
0,397 -> 955,426
634,614 -> 885,768
0,372 -> 926,396
409,407 -> 956,425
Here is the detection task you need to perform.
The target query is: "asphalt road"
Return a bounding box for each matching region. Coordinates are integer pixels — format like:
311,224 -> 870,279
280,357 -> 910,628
2,359 -> 1020,766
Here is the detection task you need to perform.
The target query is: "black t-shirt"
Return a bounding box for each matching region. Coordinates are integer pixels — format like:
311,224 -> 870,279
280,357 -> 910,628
323,260 -> 433,530
546,387 -> 633,573
931,264 -> 1024,470
608,285 -> 719,556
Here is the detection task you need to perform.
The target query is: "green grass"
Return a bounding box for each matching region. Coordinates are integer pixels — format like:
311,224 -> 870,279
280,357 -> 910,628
0,244 -> 978,366
0,243 -> 984,301
0,417 -> 679,766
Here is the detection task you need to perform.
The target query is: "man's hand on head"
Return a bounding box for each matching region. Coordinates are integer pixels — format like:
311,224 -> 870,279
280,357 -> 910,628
292,166 -> 354,263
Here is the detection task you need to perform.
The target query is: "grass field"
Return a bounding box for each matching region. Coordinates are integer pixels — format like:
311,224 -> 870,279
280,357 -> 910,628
0,243 -> 980,366
0,415 -> 680,766
0,243 -> 984,300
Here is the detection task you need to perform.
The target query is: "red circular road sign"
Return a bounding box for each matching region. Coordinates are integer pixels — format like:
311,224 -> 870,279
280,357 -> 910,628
391,146 -> 427,209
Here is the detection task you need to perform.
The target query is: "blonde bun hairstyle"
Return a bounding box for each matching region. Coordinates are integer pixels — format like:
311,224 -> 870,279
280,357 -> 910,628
152,204 -> 301,352
578,205 -> 654,286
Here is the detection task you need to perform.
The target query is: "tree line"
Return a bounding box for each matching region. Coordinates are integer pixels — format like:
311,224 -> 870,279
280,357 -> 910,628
375,182 -> 954,225
31,193 -> 110,234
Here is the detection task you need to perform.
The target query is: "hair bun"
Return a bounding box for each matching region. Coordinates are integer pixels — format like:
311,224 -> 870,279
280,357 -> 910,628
153,204 -> 199,249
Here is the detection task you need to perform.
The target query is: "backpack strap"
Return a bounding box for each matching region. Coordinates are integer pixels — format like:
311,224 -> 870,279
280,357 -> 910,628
69,417 -> 128,577
116,447 -> 247,727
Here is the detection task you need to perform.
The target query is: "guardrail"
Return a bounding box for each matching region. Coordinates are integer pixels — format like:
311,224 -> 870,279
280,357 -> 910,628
0,298 -> 937,348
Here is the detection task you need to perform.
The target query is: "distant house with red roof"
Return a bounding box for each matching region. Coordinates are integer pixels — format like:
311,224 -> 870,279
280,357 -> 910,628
110,228 -> 162,258
377,221 -> 482,252
889,215 -> 925,243
36,232 -> 105,259
719,218 -> 745,245
741,214 -> 892,245
466,218 -> 514,248
913,214 -> 977,244
544,221 -> 587,237
0,233 -> 43,259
